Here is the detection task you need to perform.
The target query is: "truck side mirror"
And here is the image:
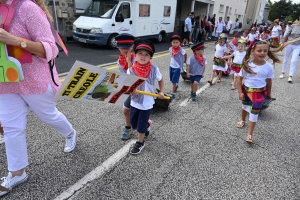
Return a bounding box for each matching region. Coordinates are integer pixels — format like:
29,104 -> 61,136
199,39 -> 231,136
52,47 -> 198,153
115,13 -> 124,22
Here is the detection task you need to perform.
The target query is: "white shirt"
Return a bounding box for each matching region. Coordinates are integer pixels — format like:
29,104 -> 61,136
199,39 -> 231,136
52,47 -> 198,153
271,25 -> 282,38
169,47 -> 186,68
215,21 -> 225,32
232,51 -> 246,64
241,35 -> 249,41
248,33 -> 257,41
238,62 -> 274,88
184,17 -> 192,32
227,20 -> 233,30
234,21 -> 239,29
214,44 -> 227,58
128,66 -> 162,110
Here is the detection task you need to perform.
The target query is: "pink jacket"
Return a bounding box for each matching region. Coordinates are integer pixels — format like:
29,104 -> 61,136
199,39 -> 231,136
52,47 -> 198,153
0,0 -> 61,95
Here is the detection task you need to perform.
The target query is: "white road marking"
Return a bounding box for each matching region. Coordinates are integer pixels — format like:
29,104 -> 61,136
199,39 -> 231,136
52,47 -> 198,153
180,77 -> 218,107
54,140 -> 136,200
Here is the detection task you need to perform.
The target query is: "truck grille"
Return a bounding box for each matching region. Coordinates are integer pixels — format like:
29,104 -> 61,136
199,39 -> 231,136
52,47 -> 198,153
76,28 -> 91,34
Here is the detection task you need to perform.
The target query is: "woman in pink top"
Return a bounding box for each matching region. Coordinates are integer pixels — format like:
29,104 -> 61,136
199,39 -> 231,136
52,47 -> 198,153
0,0 -> 77,196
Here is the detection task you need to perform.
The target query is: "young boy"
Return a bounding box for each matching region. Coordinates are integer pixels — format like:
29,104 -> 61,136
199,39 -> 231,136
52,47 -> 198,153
128,40 -> 165,155
169,33 -> 187,98
115,34 -> 135,140
115,34 -> 152,140
186,42 -> 206,101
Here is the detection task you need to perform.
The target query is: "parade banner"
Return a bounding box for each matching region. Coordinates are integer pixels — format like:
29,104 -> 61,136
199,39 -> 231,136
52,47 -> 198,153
56,61 -> 145,106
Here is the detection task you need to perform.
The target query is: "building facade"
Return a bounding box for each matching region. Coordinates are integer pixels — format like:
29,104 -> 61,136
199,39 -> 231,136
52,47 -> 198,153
178,0 -> 247,31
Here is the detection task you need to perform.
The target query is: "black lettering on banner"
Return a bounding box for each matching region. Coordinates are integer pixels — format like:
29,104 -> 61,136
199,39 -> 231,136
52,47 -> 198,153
73,72 -> 99,99
67,68 -> 87,90
61,90 -> 71,96
108,86 -> 130,104
123,79 -> 145,95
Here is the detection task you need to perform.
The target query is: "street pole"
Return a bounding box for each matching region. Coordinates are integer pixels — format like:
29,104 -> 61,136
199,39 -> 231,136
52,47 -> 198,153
53,0 -> 59,32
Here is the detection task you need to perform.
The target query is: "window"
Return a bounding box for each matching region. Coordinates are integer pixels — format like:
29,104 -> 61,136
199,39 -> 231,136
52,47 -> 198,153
84,0 -> 118,18
116,2 -> 131,19
139,4 -> 150,17
219,4 -> 224,13
164,6 -> 171,17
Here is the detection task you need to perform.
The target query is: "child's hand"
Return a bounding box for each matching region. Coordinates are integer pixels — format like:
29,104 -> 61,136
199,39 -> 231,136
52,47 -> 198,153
187,72 -> 190,78
126,46 -> 133,64
132,90 -> 139,96
158,91 -> 164,99
238,93 -> 244,101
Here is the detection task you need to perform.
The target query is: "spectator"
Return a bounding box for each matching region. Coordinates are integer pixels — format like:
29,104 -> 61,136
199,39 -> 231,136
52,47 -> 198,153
183,13 -> 193,46
226,16 -> 233,33
233,18 -> 240,34
279,19 -> 300,83
214,17 -> 225,41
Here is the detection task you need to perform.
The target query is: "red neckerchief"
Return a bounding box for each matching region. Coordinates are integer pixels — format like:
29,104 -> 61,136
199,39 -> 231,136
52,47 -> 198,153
118,53 -> 135,70
132,61 -> 152,78
232,39 -> 238,47
172,46 -> 181,57
194,54 -> 204,66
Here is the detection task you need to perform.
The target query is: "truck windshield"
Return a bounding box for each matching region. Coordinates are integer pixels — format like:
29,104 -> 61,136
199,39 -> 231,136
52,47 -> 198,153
83,0 -> 119,18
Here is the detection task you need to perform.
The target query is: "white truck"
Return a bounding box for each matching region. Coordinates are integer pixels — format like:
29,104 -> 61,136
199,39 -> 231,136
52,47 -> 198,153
72,0 -> 176,48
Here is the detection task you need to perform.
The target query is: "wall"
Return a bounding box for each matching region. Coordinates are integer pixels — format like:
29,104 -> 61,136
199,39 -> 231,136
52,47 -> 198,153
46,0 -> 76,38
212,0 -> 247,27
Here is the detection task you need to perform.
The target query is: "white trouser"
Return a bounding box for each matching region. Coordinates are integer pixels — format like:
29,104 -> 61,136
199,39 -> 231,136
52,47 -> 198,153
242,104 -> 258,122
281,44 -> 300,76
0,84 -> 73,171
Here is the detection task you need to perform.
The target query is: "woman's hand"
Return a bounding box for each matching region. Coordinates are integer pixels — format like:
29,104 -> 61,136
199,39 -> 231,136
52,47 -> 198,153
238,92 -> 244,101
0,28 -> 20,46
158,91 -> 164,99
132,90 -> 139,96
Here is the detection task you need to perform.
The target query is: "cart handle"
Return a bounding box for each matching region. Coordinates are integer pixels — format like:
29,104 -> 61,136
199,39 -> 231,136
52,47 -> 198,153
137,90 -> 171,100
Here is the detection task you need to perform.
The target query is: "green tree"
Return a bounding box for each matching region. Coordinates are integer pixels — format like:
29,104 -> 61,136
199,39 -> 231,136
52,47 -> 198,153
268,0 -> 294,21
284,15 -> 293,24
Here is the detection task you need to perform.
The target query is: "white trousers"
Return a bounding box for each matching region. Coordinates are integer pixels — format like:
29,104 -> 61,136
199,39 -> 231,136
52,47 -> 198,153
0,84 -> 73,171
242,105 -> 258,122
281,44 -> 300,76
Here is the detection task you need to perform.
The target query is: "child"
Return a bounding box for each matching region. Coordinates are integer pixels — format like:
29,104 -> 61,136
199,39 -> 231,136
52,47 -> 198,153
186,42 -> 206,101
260,30 -> 270,41
221,40 -> 246,90
241,30 -> 249,45
128,40 -> 165,155
208,33 -> 228,84
248,28 -> 258,43
236,40 -> 281,143
115,34 -> 152,140
169,33 -> 187,98
229,34 -> 240,52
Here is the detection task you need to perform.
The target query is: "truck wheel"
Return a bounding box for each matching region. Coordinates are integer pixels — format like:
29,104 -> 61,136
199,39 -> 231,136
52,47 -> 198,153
156,33 -> 163,42
107,34 -> 118,49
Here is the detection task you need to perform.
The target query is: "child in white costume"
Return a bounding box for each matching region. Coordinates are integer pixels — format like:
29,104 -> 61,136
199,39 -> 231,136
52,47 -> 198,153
208,33 -> 228,84
222,40 -> 246,90
236,40 -> 281,143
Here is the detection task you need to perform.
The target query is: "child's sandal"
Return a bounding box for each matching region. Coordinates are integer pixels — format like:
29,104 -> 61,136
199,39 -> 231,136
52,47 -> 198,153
217,79 -> 221,83
207,80 -> 212,85
246,134 -> 254,143
237,120 -> 245,128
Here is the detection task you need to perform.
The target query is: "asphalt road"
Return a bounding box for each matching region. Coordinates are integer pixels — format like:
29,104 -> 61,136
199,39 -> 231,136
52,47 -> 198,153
55,37 -> 174,74
1,41 -> 300,200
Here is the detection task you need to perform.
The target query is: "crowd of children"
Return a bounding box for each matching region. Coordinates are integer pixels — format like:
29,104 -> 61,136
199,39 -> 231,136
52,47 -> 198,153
112,30 -> 283,154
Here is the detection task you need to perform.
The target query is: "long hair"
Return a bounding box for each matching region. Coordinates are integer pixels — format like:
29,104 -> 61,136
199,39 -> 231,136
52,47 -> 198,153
242,40 -> 282,74
36,0 -> 53,22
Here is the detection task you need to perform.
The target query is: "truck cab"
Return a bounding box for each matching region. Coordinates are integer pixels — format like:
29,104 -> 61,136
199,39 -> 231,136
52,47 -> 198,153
73,0 -> 176,49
